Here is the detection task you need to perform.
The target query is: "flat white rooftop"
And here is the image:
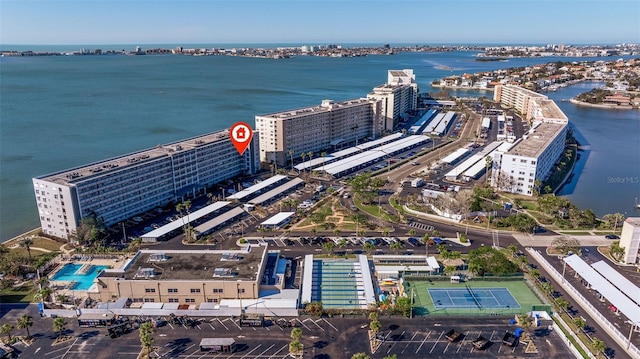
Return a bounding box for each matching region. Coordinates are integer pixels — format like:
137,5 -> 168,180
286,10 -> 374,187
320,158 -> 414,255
564,254 -> 640,325
141,201 -> 231,240
226,175 -> 287,200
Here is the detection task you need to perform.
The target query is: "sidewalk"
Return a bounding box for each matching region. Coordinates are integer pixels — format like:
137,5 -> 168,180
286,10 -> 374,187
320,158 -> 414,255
511,233 -> 614,247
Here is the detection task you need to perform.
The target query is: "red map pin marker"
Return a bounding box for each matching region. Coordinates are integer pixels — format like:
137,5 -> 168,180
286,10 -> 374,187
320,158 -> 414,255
230,122 -> 254,156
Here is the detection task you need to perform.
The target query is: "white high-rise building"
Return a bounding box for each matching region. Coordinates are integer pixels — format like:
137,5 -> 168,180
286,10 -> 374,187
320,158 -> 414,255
491,85 -> 568,196
33,130 -> 259,240
367,69 -> 419,131
255,98 -> 382,167
619,217 -> 640,264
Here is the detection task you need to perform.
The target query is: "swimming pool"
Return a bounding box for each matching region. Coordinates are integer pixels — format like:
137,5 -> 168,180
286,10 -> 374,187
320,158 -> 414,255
50,263 -> 109,290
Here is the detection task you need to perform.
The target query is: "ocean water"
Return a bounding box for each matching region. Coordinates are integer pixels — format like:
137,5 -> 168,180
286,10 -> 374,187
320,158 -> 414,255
1,50 -> 638,241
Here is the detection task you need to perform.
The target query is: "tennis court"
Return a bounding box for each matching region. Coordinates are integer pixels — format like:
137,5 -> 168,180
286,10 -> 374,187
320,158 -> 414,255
405,279 -> 543,316
428,286 -> 520,310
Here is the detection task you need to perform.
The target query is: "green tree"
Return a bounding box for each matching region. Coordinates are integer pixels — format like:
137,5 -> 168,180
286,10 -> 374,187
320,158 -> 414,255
517,314 -> 534,330
68,212 -> 106,247
351,353 -> 370,359
19,236 -> 34,261
139,322 -> 155,358
591,338 -> 605,354
363,242 -> 376,254
368,312 -> 378,322
176,200 -> 193,241
507,244 -> 518,257
304,302 -> 323,316
573,317 -> 586,330
556,298 -> 569,311
0,323 -> 13,342
421,234 -> 432,256
395,296 -> 412,317
322,241 -> 335,256
370,320 -> 381,334
467,246 -> 519,276
390,241 -> 403,254
610,241 -> 625,262
408,229 -> 416,237
289,340 -> 303,356
383,355 -> 398,359
17,314 -> 34,339
53,317 -> 66,338
290,327 -> 302,341
289,149 -> 295,169
35,287 -> 53,303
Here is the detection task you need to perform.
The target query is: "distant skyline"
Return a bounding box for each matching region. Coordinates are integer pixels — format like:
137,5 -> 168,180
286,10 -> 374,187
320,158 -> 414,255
1,0 -> 639,46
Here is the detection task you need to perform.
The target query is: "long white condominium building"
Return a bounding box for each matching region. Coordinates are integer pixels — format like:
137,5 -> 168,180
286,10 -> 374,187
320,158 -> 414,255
255,98 -> 382,167
367,69 -> 419,131
491,85 -> 568,196
33,130 -> 260,240
620,217 -> 640,264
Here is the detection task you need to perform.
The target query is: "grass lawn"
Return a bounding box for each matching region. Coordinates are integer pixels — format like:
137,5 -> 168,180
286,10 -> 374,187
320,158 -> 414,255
406,279 -> 543,317
0,282 -> 36,303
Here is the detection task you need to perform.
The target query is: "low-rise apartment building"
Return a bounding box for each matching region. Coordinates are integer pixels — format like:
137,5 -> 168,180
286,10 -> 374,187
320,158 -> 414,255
89,246 -> 286,304
33,130 -> 259,240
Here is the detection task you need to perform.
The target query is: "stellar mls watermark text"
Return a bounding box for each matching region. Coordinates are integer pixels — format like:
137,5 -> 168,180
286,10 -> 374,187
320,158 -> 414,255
607,176 -> 640,184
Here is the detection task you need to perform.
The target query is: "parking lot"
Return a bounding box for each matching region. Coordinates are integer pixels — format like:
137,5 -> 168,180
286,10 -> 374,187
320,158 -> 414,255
5,303 -> 574,359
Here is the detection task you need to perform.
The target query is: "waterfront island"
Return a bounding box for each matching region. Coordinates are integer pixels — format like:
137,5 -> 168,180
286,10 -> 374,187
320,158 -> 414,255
431,58 -> 640,109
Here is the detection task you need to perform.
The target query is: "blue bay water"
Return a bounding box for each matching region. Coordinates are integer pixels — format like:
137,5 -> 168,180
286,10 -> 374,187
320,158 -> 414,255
1,50 -> 638,241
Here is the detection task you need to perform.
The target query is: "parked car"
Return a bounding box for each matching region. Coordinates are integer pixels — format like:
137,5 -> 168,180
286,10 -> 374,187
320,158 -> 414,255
432,237 -> 443,245
605,234 -> 620,239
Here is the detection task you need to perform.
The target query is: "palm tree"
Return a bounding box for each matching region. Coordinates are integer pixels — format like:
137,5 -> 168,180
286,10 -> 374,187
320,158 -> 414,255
421,234 -> 432,256
35,287 -> 53,303
363,242 -> 376,255
390,241 -> 402,254
289,149 -> 295,170
370,320 -> 381,334
139,322 -> 154,358
19,236 -> 34,261
320,151 -> 327,172
573,317 -> 586,331
307,151 -> 314,167
591,338 -> 605,355
289,340 -> 303,357
0,323 -> 13,342
17,314 -> 33,339
176,200 -> 193,241
484,156 -> 492,184
323,242 -> 335,256
408,229 -> 416,237
290,327 -> 302,341
300,152 -> 307,174
53,317 -> 66,338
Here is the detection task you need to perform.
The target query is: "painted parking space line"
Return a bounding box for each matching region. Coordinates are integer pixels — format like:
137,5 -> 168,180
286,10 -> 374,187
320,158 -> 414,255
401,331 -> 420,354
386,330 -> 404,353
430,330 -> 444,353
215,318 -> 229,330
208,322 -> 216,330
256,344 -> 275,357
306,318 -> 324,331
239,344 -> 262,359
229,318 -> 242,330
416,330 -> 431,353
266,344 -> 289,359
456,330 -> 470,353
294,318 -> 312,331
321,318 -> 339,332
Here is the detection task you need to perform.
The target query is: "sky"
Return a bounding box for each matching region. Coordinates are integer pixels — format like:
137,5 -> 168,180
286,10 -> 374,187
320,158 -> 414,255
1,0 -> 639,45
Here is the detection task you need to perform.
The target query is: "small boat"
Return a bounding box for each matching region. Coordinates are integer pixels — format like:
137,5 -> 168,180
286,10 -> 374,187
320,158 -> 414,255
635,197 -> 640,209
